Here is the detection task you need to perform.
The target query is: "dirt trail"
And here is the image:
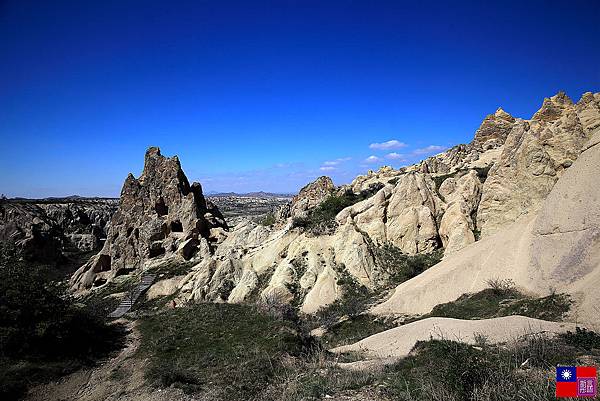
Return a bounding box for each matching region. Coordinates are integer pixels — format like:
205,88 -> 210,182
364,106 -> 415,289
25,320 -> 198,401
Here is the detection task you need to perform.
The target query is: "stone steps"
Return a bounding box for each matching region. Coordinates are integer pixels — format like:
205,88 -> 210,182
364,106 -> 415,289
108,273 -> 157,318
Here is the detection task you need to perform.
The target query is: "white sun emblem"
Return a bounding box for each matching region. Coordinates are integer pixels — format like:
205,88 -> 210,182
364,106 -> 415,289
561,370 -> 572,380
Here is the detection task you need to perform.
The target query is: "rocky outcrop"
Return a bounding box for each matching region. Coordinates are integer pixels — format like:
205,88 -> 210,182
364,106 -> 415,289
477,92 -> 599,237
372,129 -> 600,323
64,91 -> 598,317
0,198 -> 117,262
438,170 -> 483,254
283,176 -> 335,220
70,147 -> 227,291
472,108 -> 516,149
344,166 -> 405,194
337,173 -> 445,254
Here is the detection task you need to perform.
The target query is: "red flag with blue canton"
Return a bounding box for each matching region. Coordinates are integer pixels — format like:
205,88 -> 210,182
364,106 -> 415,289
556,366 -> 597,397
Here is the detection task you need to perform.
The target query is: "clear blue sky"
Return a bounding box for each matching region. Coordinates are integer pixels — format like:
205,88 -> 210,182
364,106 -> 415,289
1,0 -> 598,197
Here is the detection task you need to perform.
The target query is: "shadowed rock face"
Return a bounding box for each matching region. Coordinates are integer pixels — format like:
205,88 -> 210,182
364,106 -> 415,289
70,147 -> 227,290
0,199 -> 117,262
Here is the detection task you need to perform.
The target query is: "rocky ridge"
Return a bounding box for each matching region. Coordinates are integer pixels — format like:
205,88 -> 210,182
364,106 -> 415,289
70,92 -> 600,319
172,91 -> 599,313
0,198 -> 117,262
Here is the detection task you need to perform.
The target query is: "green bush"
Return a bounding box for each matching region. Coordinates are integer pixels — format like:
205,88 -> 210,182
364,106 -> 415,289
375,243 -> 443,285
381,337 -> 582,400
560,327 -> 600,350
426,288 -> 571,321
292,186 -> 382,236
259,212 -> 276,226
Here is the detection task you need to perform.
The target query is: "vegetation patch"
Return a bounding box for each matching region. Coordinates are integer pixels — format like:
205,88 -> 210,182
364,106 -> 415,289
379,334 -> 599,401
136,303 -> 315,399
0,255 -> 125,400
560,327 -> 600,351
425,286 -> 571,322
319,314 -> 396,348
147,259 -> 196,280
292,185 -> 382,236
374,243 -> 443,286
259,212 -> 276,226
306,270 -> 374,330
305,246 -> 442,346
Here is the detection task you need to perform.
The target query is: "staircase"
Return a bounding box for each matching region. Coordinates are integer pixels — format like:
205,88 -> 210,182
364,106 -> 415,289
108,273 -> 157,318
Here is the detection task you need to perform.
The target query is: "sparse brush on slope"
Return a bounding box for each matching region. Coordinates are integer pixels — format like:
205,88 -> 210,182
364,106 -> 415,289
136,303 -> 318,400
292,187 -> 382,235
424,287 -> 572,322
0,249 -> 125,400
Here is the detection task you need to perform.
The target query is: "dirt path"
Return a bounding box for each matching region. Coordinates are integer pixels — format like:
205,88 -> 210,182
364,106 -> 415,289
25,320 -> 199,401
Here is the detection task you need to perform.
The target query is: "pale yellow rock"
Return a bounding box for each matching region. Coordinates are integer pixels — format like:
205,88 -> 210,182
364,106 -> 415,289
478,92 -> 599,237
438,170 -> 482,255
372,131 -> 600,325
146,275 -> 185,300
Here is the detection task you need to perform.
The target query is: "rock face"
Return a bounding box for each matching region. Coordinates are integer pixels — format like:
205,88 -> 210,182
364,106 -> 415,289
287,176 -> 335,219
472,108 -> 516,149
344,166 -> 405,194
372,128 -> 600,323
173,92 -> 600,315
70,147 -> 227,290
438,170 -> 483,254
337,173 -> 445,254
62,91 -> 599,317
0,198 -> 117,262
477,92 -> 599,236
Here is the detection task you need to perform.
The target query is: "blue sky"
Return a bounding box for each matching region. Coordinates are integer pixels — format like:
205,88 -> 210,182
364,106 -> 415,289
1,0 -> 599,197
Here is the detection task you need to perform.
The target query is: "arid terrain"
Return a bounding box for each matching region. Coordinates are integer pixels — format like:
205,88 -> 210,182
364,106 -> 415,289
2,92 -> 600,401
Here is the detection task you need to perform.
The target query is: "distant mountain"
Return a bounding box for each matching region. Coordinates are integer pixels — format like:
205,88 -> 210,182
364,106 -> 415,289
207,191 -> 294,198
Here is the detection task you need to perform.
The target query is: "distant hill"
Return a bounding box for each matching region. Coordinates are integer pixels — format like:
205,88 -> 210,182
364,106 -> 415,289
207,191 -> 294,198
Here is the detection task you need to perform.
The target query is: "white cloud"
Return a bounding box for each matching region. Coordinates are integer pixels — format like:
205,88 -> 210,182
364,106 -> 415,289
322,157 -> 351,166
369,140 -> 408,150
412,145 -> 446,155
319,166 -> 336,171
385,152 -> 406,161
364,155 -> 382,164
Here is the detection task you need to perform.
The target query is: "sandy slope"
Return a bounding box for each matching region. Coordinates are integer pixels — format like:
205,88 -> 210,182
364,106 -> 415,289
372,132 -> 600,326
332,316 -> 577,359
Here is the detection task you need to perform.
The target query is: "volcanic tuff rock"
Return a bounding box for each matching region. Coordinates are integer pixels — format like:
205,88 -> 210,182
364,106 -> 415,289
0,198 -> 116,262
343,166 -> 405,194
472,108 -> 516,149
164,92 -> 599,315
372,127 -> 600,323
287,176 -> 335,219
66,91 -> 600,315
477,92 -> 600,236
70,147 -> 227,290
337,172 -> 445,254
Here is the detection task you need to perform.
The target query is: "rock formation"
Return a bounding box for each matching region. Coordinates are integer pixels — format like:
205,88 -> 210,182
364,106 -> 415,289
477,92 -> 599,236
372,113 -> 600,323
0,198 -> 116,262
66,91 -> 600,318
287,176 -> 335,219
70,147 -> 227,290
